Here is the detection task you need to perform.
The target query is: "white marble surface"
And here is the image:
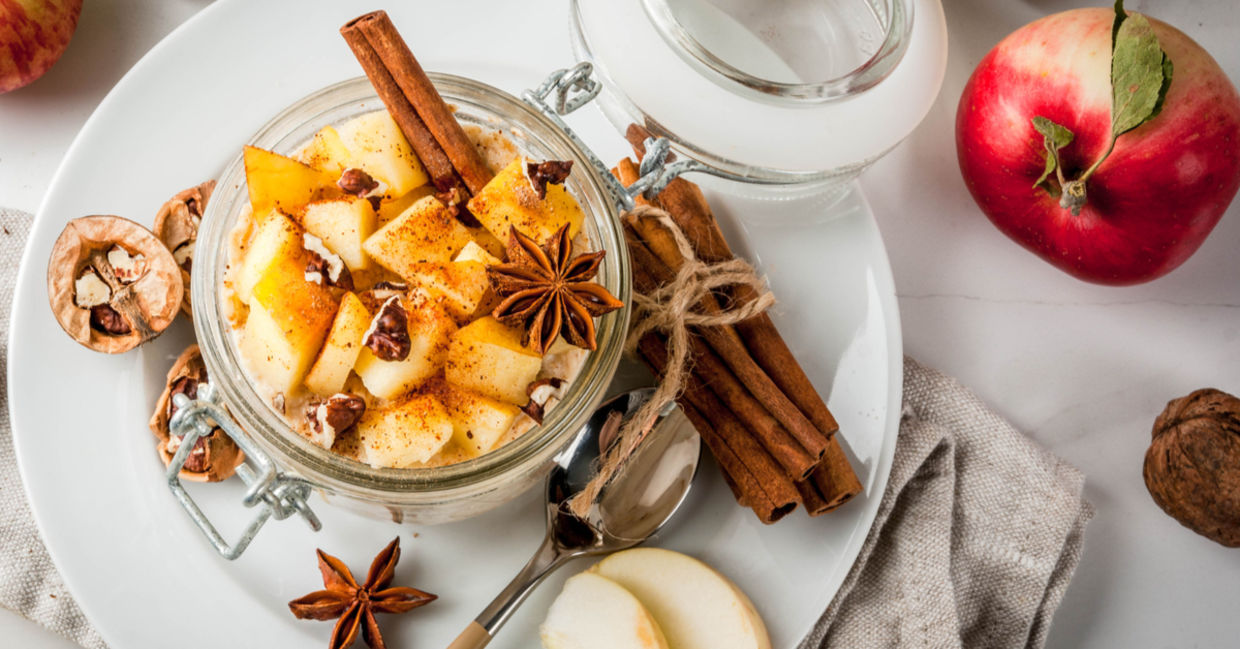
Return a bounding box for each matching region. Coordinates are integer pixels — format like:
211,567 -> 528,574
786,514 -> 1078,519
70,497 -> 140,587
2,0 -> 1238,647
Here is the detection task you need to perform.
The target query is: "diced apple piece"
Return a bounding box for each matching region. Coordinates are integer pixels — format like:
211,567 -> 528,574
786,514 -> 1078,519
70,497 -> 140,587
591,549 -> 771,649
468,225 -> 508,259
355,392 -> 453,468
300,125 -> 355,174
244,145 -> 339,215
337,110 -> 429,196
454,240 -> 501,265
301,197 -> 377,271
353,297 -> 458,400
445,316 -> 542,405
240,269 -> 338,395
467,157 -> 585,244
377,185 -> 435,228
235,210 -> 307,304
540,572 -> 669,649
363,195 -> 474,278
406,261 -> 492,322
304,293 -> 371,395
428,379 -> 520,457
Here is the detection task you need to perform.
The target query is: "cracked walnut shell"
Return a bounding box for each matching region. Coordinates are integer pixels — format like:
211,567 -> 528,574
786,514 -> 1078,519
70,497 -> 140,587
1144,388 -> 1240,547
153,180 -> 215,318
149,344 -> 244,482
47,215 -> 183,353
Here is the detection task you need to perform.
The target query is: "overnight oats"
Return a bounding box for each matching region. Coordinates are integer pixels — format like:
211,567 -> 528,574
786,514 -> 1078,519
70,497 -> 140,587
221,108 -> 622,470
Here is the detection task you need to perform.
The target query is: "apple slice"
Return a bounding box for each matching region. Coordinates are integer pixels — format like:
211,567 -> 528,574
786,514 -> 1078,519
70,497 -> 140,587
406,261 -> 492,322
427,378 -> 521,458
243,145 -> 339,215
540,572 -> 669,649
300,125 -> 355,174
454,240 -> 501,265
353,296 -> 458,400
304,292 -> 371,395
355,392 -> 453,468
234,210 -> 305,304
445,316 -> 542,406
363,195 -> 475,279
301,197 -> 377,271
467,157 -> 585,244
377,185 -> 435,228
240,267 -> 338,395
590,548 -> 771,649
337,110 -> 429,196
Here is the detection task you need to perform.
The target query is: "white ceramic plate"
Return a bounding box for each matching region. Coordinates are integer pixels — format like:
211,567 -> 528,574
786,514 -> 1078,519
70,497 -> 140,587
10,1 -> 902,647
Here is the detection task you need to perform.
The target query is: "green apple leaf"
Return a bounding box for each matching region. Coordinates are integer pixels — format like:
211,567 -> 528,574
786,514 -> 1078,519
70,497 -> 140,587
1032,116 -> 1075,195
1112,0 -> 1128,50
1111,12 -> 1173,138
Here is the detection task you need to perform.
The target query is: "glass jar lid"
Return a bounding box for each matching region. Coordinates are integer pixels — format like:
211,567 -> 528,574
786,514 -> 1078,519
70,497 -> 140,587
570,0 -> 947,184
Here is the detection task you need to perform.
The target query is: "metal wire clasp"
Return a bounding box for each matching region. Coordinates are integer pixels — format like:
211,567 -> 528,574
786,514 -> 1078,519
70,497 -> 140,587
522,62 -> 713,212
167,383 -> 321,559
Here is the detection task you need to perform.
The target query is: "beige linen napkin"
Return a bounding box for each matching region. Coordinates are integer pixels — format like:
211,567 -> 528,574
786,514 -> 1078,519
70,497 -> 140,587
0,208 -> 1091,649
804,358 -> 1095,649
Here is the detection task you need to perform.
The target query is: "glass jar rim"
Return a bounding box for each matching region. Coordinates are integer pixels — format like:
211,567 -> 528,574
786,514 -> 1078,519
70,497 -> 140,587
640,0 -> 916,105
192,74 -> 631,499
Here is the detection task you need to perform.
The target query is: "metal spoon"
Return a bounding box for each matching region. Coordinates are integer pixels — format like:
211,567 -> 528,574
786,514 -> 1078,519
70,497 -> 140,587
446,387 -> 701,649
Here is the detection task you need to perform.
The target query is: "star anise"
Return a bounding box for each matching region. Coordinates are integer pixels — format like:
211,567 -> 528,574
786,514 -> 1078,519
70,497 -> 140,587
488,225 -> 624,354
288,537 -> 436,649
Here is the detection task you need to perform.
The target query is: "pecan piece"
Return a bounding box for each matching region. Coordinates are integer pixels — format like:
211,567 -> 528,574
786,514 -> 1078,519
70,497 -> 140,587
364,296 -> 411,361
525,160 -> 573,199
48,215 -> 183,354
337,167 -> 380,197
305,393 -> 367,450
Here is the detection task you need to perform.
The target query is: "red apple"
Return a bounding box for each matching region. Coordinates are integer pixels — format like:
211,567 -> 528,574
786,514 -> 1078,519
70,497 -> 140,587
956,7 -> 1240,285
0,0 -> 82,93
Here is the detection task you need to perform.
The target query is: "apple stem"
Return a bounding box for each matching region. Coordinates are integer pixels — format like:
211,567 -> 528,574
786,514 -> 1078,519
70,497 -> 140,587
1061,136 -> 1116,216
1059,180 -> 1088,216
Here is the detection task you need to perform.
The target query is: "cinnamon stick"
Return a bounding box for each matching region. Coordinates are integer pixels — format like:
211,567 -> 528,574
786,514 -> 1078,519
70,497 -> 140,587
637,334 -> 799,523
346,11 -> 494,196
340,15 -> 460,193
809,436 -> 862,513
678,400 -> 796,523
625,227 -> 819,479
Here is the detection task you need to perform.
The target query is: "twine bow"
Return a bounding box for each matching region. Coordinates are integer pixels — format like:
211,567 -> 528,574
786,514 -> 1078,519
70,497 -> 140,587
567,204 -> 775,518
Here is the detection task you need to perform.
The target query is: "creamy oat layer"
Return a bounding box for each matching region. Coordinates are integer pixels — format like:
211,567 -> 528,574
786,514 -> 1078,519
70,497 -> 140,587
223,110 -> 591,469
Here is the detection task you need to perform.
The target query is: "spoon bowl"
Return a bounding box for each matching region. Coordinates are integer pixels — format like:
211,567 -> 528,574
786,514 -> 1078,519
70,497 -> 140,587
446,387 -> 701,649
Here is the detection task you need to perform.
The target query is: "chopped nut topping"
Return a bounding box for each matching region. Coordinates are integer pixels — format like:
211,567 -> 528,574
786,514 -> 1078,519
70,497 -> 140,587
303,233 -> 353,290
337,167 -> 380,197
305,393 -> 367,449
364,296 -> 411,361
524,159 -> 573,200
73,269 -> 111,308
521,377 -> 566,424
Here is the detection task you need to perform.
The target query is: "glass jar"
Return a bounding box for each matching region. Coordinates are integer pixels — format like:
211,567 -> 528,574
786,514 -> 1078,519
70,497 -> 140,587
569,0 -> 947,203
191,76 -> 631,529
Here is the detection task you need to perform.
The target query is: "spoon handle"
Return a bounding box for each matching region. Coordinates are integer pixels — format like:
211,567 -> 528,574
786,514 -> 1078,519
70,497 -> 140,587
445,621 -> 491,649
448,537 -> 564,648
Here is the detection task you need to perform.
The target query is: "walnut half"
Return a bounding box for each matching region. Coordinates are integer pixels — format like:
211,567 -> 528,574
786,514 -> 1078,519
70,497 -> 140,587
1144,388 -> 1240,547
47,215 -> 183,353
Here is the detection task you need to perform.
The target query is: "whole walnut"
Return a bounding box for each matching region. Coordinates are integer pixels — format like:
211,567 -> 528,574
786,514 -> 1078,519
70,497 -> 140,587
1144,389 -> 1240,546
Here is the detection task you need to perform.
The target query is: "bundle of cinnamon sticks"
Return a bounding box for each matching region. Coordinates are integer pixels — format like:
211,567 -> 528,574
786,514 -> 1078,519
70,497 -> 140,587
615,127 -> 862,523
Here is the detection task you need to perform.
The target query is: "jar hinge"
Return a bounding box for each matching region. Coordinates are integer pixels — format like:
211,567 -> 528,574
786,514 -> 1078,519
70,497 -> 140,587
522,62 -> 716,212
167,382 -> 321,560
